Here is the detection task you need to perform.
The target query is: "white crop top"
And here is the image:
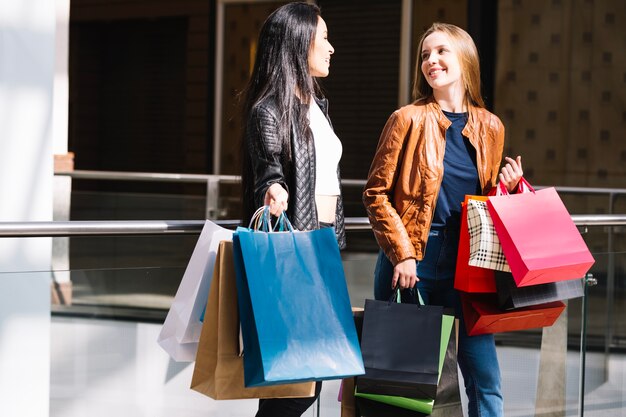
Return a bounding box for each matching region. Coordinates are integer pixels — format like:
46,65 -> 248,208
309,100 -> 342,196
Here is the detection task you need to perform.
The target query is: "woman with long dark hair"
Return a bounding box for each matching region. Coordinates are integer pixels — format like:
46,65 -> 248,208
240,2 -> 344,416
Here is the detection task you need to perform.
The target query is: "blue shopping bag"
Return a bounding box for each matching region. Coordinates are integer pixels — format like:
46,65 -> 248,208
232,208 -> 364,387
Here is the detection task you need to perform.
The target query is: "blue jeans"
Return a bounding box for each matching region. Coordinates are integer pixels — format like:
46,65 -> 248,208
374,228 -> 504,417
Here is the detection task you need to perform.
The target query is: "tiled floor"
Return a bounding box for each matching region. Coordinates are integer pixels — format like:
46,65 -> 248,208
50,316 -> 625,417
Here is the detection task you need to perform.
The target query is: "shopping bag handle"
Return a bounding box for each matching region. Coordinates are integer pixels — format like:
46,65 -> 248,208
248,206 -> 295,233
275,211 -> 295,232
249,206 -> 272,231
495,177 -> 535,196
389,286 -> 424,307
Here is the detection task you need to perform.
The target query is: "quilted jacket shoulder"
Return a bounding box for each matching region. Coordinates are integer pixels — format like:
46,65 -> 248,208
244,96 -> 346,249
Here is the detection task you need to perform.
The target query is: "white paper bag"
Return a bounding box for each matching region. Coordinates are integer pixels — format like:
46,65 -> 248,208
157,220 -> 233,361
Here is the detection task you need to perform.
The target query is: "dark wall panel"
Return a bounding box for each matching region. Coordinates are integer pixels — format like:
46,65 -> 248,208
318,2 -> 401,176
319,0 -> 402,217
70,18 -> 187,174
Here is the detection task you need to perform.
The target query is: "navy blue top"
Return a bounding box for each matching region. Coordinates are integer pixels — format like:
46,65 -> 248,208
431,110 -> 480,229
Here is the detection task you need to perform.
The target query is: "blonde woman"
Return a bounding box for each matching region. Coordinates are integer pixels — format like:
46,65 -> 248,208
363,23 -> 523,417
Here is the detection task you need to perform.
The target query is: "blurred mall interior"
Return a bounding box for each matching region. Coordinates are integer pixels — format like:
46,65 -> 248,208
0,0 -> 624,416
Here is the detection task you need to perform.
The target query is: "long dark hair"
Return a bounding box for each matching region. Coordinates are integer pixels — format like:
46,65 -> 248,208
240,2 -> 321,224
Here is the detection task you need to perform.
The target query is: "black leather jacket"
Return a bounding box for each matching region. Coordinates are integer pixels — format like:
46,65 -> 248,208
243,96 -> 346,249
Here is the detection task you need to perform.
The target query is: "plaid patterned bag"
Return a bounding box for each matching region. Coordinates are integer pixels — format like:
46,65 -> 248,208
466,199 -> 510,272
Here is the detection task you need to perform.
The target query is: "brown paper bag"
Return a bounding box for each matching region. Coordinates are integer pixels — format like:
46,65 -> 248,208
340,377 -> 358,417
339,307 -> 363,417
190,240 -> 315,399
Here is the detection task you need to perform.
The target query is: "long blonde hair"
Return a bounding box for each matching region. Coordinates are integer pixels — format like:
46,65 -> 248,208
412,22 -> 485,108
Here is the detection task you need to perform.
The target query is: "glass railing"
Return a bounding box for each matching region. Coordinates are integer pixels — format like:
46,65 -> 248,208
0,216 -> 624,416
34,250 -> 626,416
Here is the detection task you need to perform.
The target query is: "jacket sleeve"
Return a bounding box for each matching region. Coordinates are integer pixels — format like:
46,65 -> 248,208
363,111 -> 416,265
247,105 -> 289,208
483,115 -> 505,195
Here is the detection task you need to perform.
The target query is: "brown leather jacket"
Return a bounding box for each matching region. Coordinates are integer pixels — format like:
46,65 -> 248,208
363,98 -> 505,265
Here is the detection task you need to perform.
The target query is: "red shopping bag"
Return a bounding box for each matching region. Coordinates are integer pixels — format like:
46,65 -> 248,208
487,180 -> 594,287
460,293 -> 565,336
454,195 -> 496,293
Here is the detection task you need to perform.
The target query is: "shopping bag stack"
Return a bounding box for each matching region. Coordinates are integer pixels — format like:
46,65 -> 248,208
189,206 -> 364,399
190,240 -> 315,399
232,207 -> 364,387
454,178 -> 592,336
157,220 -> 233,362
347,289 -> 462,416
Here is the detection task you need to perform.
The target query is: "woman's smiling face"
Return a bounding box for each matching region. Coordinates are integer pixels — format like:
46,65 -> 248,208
420,31 -> 463,94
308,16 -> 334,78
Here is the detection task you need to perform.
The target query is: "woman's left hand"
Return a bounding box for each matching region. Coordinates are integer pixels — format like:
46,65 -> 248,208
499,155 -> 523,192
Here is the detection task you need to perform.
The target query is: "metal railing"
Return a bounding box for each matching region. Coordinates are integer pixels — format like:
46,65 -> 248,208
54,169 -> 626,360
57,169 -> 626,217
56,170 -> 240,219
0,215 -> 624,237
2,216 -> 623,417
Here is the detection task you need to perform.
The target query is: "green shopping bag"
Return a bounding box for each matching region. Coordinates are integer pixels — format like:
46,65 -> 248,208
355,313 -> 456,414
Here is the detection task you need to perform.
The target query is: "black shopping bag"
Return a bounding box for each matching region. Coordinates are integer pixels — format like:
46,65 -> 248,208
495,271 -> 584,310
355,314 -> 462,416
357,290 -> 443,400
355,334 -> 462,416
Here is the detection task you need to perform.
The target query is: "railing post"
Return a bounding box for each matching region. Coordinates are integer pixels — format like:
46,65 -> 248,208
579,273 -> 597,417
52,153 -> 74,305
205,177 -> 220,219
604,193 -> 616,382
